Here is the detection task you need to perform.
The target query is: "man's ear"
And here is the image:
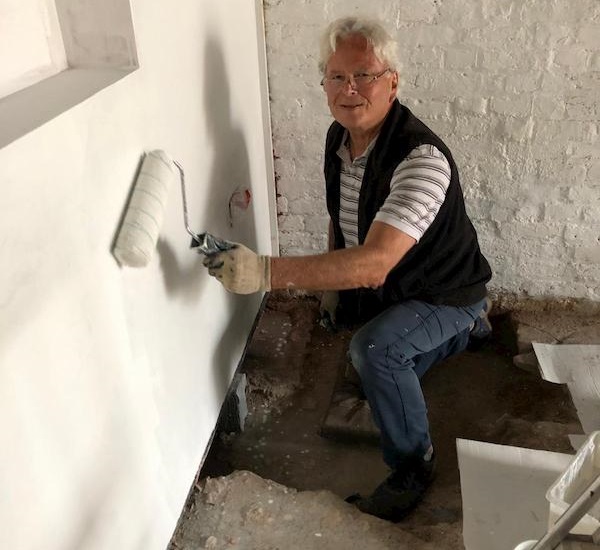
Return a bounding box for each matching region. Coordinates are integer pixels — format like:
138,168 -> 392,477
389,71 -> 399,101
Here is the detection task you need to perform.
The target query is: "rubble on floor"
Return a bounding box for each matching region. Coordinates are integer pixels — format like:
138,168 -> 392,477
171,470 -> 437,550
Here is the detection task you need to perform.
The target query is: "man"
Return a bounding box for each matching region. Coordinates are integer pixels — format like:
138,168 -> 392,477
202,16 -> 492,522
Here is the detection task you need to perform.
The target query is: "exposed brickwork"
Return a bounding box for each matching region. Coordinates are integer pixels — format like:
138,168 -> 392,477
263,0 -> 600,300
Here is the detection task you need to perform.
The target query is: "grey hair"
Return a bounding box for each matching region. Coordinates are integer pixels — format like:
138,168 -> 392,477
318,16 -> 400,75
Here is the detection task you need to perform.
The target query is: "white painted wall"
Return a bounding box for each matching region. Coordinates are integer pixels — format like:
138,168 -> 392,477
0,1 -> 275,549
264,0 -> 600,301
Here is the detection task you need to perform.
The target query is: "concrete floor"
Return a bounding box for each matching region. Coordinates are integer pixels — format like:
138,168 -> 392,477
169,292 -> 600,550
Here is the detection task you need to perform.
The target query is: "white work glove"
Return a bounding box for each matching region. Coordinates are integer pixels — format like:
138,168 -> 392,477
202,242 -> 271,295
319,290 -> 339,329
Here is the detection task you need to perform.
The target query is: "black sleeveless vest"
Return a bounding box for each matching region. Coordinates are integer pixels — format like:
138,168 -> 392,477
324,100 -> 492,321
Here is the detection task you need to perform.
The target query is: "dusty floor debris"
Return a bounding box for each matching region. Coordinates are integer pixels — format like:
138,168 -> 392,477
172,470 -> 438,549
169,293 -> 600,550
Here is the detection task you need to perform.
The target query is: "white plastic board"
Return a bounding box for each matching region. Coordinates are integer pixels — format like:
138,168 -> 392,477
534,344 -> 600,434
458,439 -> 573,550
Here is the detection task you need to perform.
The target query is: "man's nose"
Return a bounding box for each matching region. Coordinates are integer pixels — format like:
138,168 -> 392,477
341,77 -> 358,94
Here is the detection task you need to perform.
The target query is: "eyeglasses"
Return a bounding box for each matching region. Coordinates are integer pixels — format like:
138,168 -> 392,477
320,68 -> 392,91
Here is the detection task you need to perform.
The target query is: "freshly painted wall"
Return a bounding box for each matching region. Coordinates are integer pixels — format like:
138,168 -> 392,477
265,0 -> 600,301
0,1 -> 275,549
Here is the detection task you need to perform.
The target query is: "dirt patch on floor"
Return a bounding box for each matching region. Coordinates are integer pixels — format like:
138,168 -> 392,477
172,470 -> 439,550
170,293 -> 597,550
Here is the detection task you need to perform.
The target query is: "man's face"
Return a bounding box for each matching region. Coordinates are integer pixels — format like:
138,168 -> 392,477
323,34 -> 398,137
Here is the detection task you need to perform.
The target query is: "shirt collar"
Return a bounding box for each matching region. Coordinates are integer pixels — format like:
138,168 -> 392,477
335,129 -> 379,166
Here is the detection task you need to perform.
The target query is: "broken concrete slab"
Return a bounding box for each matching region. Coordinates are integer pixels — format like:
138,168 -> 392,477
320,357 -> 381,444
320,394 -> 380,444
171,470 -> 437,550
513,351 -> 540,374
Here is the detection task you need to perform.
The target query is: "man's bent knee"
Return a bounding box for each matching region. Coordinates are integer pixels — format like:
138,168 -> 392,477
348,327 -> 386,376
349,327 -> 411,379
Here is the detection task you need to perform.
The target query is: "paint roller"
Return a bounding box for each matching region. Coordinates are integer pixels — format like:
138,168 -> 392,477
112,149 -> 232,267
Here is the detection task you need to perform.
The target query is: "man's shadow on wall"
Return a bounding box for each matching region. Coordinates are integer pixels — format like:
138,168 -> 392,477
201,35 -> 261,398
158,33 -> 260,397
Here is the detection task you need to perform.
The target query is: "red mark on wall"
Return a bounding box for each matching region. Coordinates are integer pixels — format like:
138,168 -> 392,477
229,187 -> 252,227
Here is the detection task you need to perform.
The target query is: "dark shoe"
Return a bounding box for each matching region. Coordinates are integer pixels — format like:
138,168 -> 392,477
468,297 -> 493,349
346,453 -> 436,522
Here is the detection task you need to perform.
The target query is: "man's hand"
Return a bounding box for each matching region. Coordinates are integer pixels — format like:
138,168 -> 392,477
202,242 -> 271,294
319,290 -> 339,330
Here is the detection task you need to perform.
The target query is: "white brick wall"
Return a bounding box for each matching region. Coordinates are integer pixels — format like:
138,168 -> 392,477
263,0 -> 600,301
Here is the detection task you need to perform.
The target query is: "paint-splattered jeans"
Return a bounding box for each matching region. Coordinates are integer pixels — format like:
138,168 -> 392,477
348,298 -> 487,469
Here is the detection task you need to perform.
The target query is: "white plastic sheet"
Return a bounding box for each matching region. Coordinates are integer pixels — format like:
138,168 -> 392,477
533,344 -> 600,435
458,439 -> 572,550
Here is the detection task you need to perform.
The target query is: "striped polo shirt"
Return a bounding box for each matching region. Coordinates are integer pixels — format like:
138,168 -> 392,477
336,132 -> 451,247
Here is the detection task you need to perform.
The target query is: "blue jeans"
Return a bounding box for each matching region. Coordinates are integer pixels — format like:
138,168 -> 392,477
348,298 -> 487,468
